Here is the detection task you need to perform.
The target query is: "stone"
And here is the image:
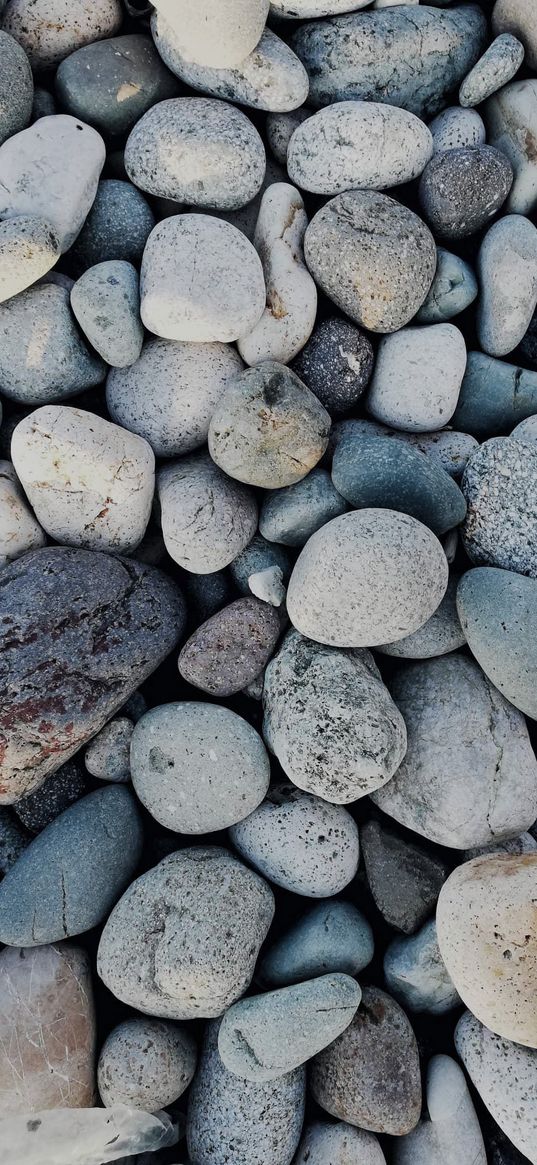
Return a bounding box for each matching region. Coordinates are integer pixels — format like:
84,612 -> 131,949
291,5 -> 486,117
152,22 -> 309,113
453,351 -> 537,436
260,469 -> 346,547
0,461 -> 45,566
512,415 -> 537,442
140,214 -> 266,343
372,654 -> 537,849
158,452 -> 257,573
209,361 -> 330,489
97,1017 -> 196,1109
286,509 -> 449,648
429,105 -> 486,153
0,283 -> 105,404
419,146 -> 513,239
0,787 -> 143,946
218,974 -> 361,1082
384,919 -> 460,1015
465,833 -> 537,861
31,87 -> 55,119
14,761 -> 87,834
0,547 -> 185,804
70,261 -> 143,369
0,216 -> 60,305
458,567 -> 537,718
367,324 -> 466,431
131,702 -> 270,833
55,34 -> 178,137
378,574 -> 466,659
304,191 -> 436,333
1,0 -> 122,69
0,943 -> 95,1115
85,718 -> 133,783
249,566 -> 286,606
266,108 -> 311,164
493,0 -> 537,70
361,819 -> 448,935
178,597 -> 280,697
394,1055 -> 487,1165
262,629 -> 406,804
186,1019 -> 305,1165
150,0 -> 269,68
258,899 -> 373,988
478,215 -> 537,356
291,316 -> 374,415
460,33 -> 524,107
406,431 -> 478,479
98,847 -> 274,1019
125,98 -> 265,210
462,436 -> 537,574
230,533 -> 291,594
183,569 -> 233,622
485,79 -> 537,215
0,810 -> 28,873
70,179 -> 155,271
310,986 -> 421,1135
416,248 -> 478,324
12,406 -> 154,555
0,30 -> 32,146
294,1123 -> 386,1165
438,853 -> 537,1046
237,183 -> 317,367
229,783 -> 360,897
0,1106 -> 176,1165
272,0 -> 370,13
455,1010 -> 537,1164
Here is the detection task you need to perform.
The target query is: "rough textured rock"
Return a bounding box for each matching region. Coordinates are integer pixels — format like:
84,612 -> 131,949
485,79 -> 537,215
0,215 -> 59,305
293,1122 -> 386,1165
477,215 -> 537,356
394,1055 -> 487,1165
378,574 -> 465,659
71,178 -> 155,271
70,260 -> 143,368
384,919 -> 460,1015
460,33 -> 524,107
97,1017 -> 196,1109
457,567 -> 537,719
14,761 -> 87,834
84,718 -> 133,783
361,819 -> 448,935
291,316 -> 374,415
158,452 -> 257,574
150,0 -> 270,68
178,597 -> 280,697
1,0 -> 123,69
462,437 -> 537,575
421,145 -> 513,240
0,29 -> 33,146
258,899 -> 373,988
416,248 -> 478,323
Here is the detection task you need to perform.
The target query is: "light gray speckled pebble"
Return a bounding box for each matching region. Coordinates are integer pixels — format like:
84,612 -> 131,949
0,216 -> 59,305
260,469 -> 346,547
394,1055 -> 487,1165
0,30 -> 33,146
267,108 -> 311,164
98,1017 -> 196,1110
462,437 -> 537,575
377,575 -> 465,659
416,249 -> 478,323
150,0 -> 270,68
0,460 -> 45,567
512,415 -> 537,442
367,324 -> 466,432
258,899 -> 373,988
158,452 -> 257,573
71,261 -> 143,369
1,0 -> 122,69
460,33 -> 524,107
85,718 -> 133,784
485,79 -> 537,215
478,214 -> 537,356
384,920 -> 460,1015
294,1123 -> 386,1165
429,106 -> 486,153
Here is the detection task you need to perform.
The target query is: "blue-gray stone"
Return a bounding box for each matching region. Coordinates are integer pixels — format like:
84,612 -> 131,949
258,899 -> 374,988
332,433 -> 466,536
384,919 -> 460,1015
377,574 -> 466,660
457,566 -> 537,720
0,786 -> 144,946
452,350 -> 537,436
229,534 -> 291,594
259,469 -> 346,547
0,808 -> 29,874
70,179 -> 155,272
0,30 -> 33,146
14,759 -> 88,834
416,248 -> 478,323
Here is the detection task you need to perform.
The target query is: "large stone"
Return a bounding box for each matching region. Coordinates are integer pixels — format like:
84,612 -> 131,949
394,1055 -> 487,1165
457,567 -> 537,719
149,0 -> 269,68
485,80 -> 537,215
493,0 -> 537,71
361,819 -> 448,934
158,452 -> 257,573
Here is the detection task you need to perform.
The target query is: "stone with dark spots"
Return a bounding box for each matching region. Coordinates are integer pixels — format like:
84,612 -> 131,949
291,316 -> 374,416
13,759 -> 87,834
70,179 -> 155,272
361,819 -> 449,934
419,146 -> 513,239
178,597 -> 281,697
0,546 -> 186,804
0,808 -> 29,873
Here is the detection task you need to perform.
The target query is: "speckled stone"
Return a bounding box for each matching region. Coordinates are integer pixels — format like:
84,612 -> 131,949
178,597 -> 280,697
158,452 -> 257,574
419,146 -> 513,239
361,818 -> 448,934
260,470 -> 346,547
0,30 -> 33,146
1,0 -> 122,69
98,847 -> 275,1019
367,323 -> 466,432
98,1017 -> 196,1109
462,437 -> 537,574
310,986 -> 421,1135
14,761 -> 87,834
512,415 -> 537,443
294,1123 -> 386,1165
0,460 -> 45,566
0,810 -> 28,874
429,105 -> 486,153
458,567 -> 537,718
378,574 -> 466,659
477,215 -> 537,357
230,534 -> 291,596
71,260 -> 143,369
267,108 -> 312,164
85,718 -> 133,783
384,919 -> 460,1015
453,351 -> 537,436
0,216 -> 60,305
291,316 -> 374,415
394,1055 -> 487,1165
258,899 -> 373,988
416,248 -> 478,323
150,0 -> 270,68
70,179 -> 155,271
460,33 -> 524,106
485,79 -> 537,215
492,0 -> 537,70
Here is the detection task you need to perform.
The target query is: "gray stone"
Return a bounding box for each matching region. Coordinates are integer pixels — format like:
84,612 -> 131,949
384,919 -> 461,1015
31,86 -> 55,119
85,718 -> 133,783
429,105 -> 486,153
0,786 -> 143,946
1,0 -> 123,70
258,899 -> 374,988
260,469 -> 346,547
14,761 -> 87,834
367,323 -> 467,432
158,452 -> 257,573
493,0 -> 537,71
249,565 -> 286,606
0,216 -> 60,306
477,215 -> 537,357
294,1123 -> 386,1165
70,179 -> 155,271
291,316 -> 374,415
230,534 -> 291,595
458,567 -> 537,719
70,261 -> 143,369
0,809 -> 29,874
419,145 -> 513,239
97,1017 -> 196,1110
178,597 -> 280,697
462,436 -> 537,575
416,248 -> 478,324
0,30 -> 32,146
394,1054 -> 487,1165
485,79 -> 537,215
460,33 -> 524,107
361,818 -> 448,934
0,460 -> 45,566
453,350 -> 537,436
97,847 -> 275,1019
266,108 -> 312,164
512,415 -> 537,442
377,574 -> 466,659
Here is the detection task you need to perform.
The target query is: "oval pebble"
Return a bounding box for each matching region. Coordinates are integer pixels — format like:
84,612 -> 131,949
416,248 -> 478,324
158,452 -> 257,573
384,919 -> 461,1015
460,33 -> 525,107
150,0 -> 270,68
0,30 -> 33,146
461,436 -> 537,575
291,316 -> 374,415
178,597 -> 280,697
260,468 -> 346,547
1,0 -> 123,69
457,566 -> 537,718
477,214 -> 537,357
485,79 -> 537,215
419,146 -> 513,239
378,574 -> 466,660
258,899 -> 374,988
367,323 -> 466,432
98,1017 -> 196,1110
429,105 -> 486,153
70,260 -> 143,369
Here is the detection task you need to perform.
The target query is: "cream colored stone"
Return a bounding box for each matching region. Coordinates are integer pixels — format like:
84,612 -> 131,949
150,0 -> 269,67
485,79 -> 537,215
0,461 -> 45,567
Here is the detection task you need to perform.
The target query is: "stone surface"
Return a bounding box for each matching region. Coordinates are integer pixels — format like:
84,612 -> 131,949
458,567 -> 537,719
291,316 -> 374,415
230,533 -> 291,595
84,718 -> 133,783
461,437 -> 537,575
493,0 -> 537,70
249,566 -> 286,606
485,79 -> 537,215
150,0 -> 270,68
267,108 -> 311,165
260,469 -> 346,547
71,179 -> 155,271
14,761 -> 87,834
394,1054 -> 487,1165
0,1105 -> 176,1165
0,461 -> 45,566
384,919 -> 460,1015
178,597 -> 280,697
0,809 -> 28,873
1,0 -> 123,69
258,898 -> 373,988
97,1017 -> 196,1109
512,415 -> 537,442
478,215 -> 537,356
416,248 -> 478,324
0,30 -> 32,146
419,145 -> 513,239
367,323 -> 466,432
361,819 -> 448,934
294,1123 -> 386,1165
453,351 -> 537,436
70,261 -> 143,368
158,452 -> 257,573
430,105 -> 486,153
378,574 -> 466,659
0,216 -> 60,305
460,33 -> 524,107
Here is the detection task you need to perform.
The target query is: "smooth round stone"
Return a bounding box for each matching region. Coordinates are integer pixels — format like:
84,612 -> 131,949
372,654 -> 537,849
429,105 -> 486,152
458,567 -> 537,718
229,783 -> 360,897
98,1017 -> 196,1110
258,899 -> 373,988
304,191 -> 436,334
0,460 -> 45,566
493,0 -> 537,69
416,248 -> 478,324
367,323 -> 466,432
0,943 -> 96,1115
260,469 -> 346,547
71,179 -> 155,271
384,919 -> 460,1015
512,415 -> 537,442
485,79 -> 537,216
266,108 -> 311,164
152,21 -> 309,113
158,452 -> 257,574
209,361 -> 330,489
0,30 -> 32,146
295,1123 -> 386,1165
291,316 -> 374,415
361,818 -> 448,935
140,214 -> 266,343
14,761 -> 87,835
70,260 -> 143,369
55,35 -> 178,136
97,847 -> 275,1019
453,351 -> 537,436
378,574 -> 466,659
286,509 -> 448,648
0,547 -> 185,804
186,1019 -> 305,1165
419,146 -> 513,239
478,215 -> 537,356
178,598 -> 280,697
263,629 -> 407,803
131,702 -> 269,833
462,437 -> 537,574
0,787 -> 143,946
455,1010 -> 537,1164
460,33 -> 524,107
291,5 -> 486,116
288,101 -> 432,194
85,718 -> 133,783
12,405 -> 154,555
310,986 -> 421,1135
394,1055 -> 487,1165
107,338 -> 243,458
150,0 -> 270,68
230,533 -> 291,594
0,216 -> 59,304
1,0 -> 122,69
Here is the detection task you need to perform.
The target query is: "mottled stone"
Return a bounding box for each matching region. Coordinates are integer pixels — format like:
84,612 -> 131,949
460,33 -> 524,107
178,597 -> 280,697
384,919 -> 460,1015
0,460 -> 45,566
453,351 -> 537,436
462,437 -> 537,575
97,1017 -> 196,1109
429,105 -> 486,153
1,0 -> 123,69
291,316 -> 374,415
294,1122 -> 386,1165
378,574 -> 466,659
258,899 -> 373,988
70,179 -> 155,271
14,761 -> 87,834
84,718 -> 133,783
361,819 -> 448,934
419,146 -> 513,239
394,1055 -> 487,1165
458,567 -> 537,719
0,30 -> 32,146
70,260 -> 143,369
158,452 -> 257,573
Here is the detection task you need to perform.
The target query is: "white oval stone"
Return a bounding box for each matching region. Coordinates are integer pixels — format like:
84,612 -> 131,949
157,451 -> 257,574
0,461 -> 45,567
150,0 -> 269,67
366,324 -> 467,433
477,214 -> 537,356
429,106 -> 486,153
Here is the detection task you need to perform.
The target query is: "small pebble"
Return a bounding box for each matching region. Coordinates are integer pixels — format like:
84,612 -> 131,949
260,468 -> 346,547
361,818 -> 448,935
384,919 -> 461,1015
429,105 -> 486,152
258,899 -> 374,988
458,567 -> 537,718
97,1017 -> 196,1110
230,533 -> 291,595
178,597 -> 281,697
70,260 -> 143,368
70,178 -> 155,271
158,452 -> 257,573
512,414 -> 537,442
248,565 -> 286,606
291,316 -> 374,415
294,1122 -> 386,1165
394,1055 -> 487,1165
460,33 -> 525,107
367,323 -> 467,432
419,145 -> 513,239
462,436 -> 537,575
416,248 -> 478,323
85,718 -> 133,783
0,809 -> 29,875
266,108 -> 311,164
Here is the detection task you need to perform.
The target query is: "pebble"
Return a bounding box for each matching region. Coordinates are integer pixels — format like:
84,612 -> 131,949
368,324 -> 466,431
263,629 -> 406,803
178,597 -> 280,697
361,818 -> 448,935
140,214 -> 266,343
260,469 -> 346,547
97,1017 -> 196,1109
219,974 -> 361,1082
429,104 -> 486,152
485,79 -> 537,215
266,108 -> 311,164
493,0 -> 537,70
1,0 -> 122,70
310,986 -> 421,1135
288,101 -> 433,194
249,565 -> 286,606
462,437 -> 537,574
258,899 -> 374,988
1,1106 -> 176,1165
97,846 -> 275,1018
70,178 -> 155,271
371,654 -> 537,849
438,853 -> 537,1046
478,214 -> 537,356
458,567 -> 537,718
125,98 -> 265,210
14,761 -> 87,834
150,0 -> 270,68
384,919 -> 461,1015
394,1054 -> 487,1165
512,415 -> 537,442
70,260 -> 143,368
291,5 -> 487,116
12,405 -> 154,555
152,22 -> 309,114
85,718 -> 133,783
0,943 -> 96,1115
0,30 -> 32,146
416,248 -> 478,323
377,574 -> 466,659
419,145 -> 513,239
304,190 -> 436,334
272,0 -> 370,13
229,783 -> 360,897
0,460 -> 45,565
158,452 -> 257,573
0,786 -> 143,945
460,33 -> 525,106
0,547 -> 185,803
0,810 -> 28,874
291,316 -> 374,415
186,1019 -> 305,1165
0,215 -> 60,304
286,509 -> 448,648
294,1122 -> 386,1165
453,351 -> 537,436
55,34 -> 178,137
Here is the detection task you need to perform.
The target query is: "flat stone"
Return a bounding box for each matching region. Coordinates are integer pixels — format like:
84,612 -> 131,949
0,30 -> 32,146
453,350 -> 537,436
0,460 -> 45,566
361,819 -> 449,934
394,1054 -> 487,1165
493,0 -> 537,70
178,597 -> 280,697
85,718 -> 133,783
419,145 -> 513,239
257,898 -> 374,988
477,214 -> 537,356
14,761 -> 87,834
291,316 -> 374,415
460,33 -> 524,107
294,1122 -> 386,1165
1,0 -> 123,69
378,574 -> 466,659
384,919 -> 460,1015
458,567 -> 537,718
70,260 -> 143,368
158,452 -> 257,573
485,79 -> 537,215
150,0 -> 269,68
70,178 -> 155,271
260,469 -> 346,547
462,436 -> 537,574
97,1017 -> 196,1109
429,105 -> 486,152
416,248 -> 478,323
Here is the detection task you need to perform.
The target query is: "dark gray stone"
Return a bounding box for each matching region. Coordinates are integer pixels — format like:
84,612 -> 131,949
291,317 -> 374,416
257,899 -> 374,988
0,30 -> 33,146
457,567 -> 537,719
14,759 -> 87,834
419,146 -> 513,239
178,597 -> 281,697
453,351 -> 537,437
70,179 -> 155,272
361,818 -> 449,934
0,808 -> 29,874
183,570 -> 233,622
